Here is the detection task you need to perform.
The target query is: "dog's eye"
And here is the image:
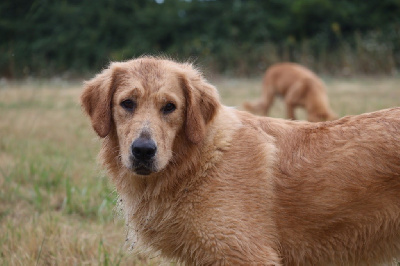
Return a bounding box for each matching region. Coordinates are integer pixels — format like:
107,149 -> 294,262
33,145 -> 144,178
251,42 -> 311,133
120,99 -> 136,111
162,102 -> 176,114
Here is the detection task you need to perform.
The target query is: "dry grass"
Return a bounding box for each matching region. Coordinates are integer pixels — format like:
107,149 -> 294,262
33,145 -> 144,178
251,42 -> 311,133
1,76 -> 399,265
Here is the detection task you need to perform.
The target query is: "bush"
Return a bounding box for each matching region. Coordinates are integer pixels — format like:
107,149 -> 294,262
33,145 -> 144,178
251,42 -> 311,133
1,0 -> 399,78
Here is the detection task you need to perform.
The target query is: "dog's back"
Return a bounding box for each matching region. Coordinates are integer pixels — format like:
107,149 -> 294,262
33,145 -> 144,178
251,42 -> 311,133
256,107 -> 400,264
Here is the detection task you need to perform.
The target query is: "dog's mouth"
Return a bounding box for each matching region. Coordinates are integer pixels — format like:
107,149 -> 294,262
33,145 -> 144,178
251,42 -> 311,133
134,165 -> 153,175
131,160 -> 155,176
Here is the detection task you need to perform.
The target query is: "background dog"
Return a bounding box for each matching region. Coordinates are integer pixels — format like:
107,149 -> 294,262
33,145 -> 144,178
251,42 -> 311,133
82,57 -> 400,265
243,62 -> 338,122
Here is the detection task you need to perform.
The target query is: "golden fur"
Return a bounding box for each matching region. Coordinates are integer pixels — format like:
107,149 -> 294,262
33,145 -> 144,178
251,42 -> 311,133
81,57 -> 400,265
243,62 -> 337,122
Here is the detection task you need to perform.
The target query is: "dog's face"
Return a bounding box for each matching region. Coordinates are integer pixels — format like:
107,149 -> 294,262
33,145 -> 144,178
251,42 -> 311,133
81,57 -> 219,176
112,67 -> 186,175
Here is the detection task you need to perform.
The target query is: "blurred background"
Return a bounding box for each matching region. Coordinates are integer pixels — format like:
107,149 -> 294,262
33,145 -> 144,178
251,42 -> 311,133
1,0 -> 400,78
1,0 -> 400,265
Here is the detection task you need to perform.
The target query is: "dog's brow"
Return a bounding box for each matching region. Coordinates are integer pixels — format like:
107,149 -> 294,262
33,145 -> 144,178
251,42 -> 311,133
117,86 -> 144,99
157,91 -> 180,104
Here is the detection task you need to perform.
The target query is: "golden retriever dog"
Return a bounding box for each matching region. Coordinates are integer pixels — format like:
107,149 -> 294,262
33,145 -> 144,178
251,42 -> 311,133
243,62 -> 337,122
81,56 -> 400,265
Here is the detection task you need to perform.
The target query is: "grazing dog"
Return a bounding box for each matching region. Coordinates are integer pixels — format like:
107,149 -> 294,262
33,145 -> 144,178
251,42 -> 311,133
243,62 -> 337,122
81,57 -> 400,265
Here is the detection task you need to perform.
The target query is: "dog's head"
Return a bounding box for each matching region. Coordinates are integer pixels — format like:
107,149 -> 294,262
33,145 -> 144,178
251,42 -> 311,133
81,57 -> 220,176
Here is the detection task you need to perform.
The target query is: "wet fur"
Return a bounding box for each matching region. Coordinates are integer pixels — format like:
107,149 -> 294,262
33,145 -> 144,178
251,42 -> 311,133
243,62 -> 337,122
82,57 -> 400,265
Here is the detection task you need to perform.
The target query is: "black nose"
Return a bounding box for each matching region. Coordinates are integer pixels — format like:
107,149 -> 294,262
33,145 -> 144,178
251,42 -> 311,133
131,138 -> 157,161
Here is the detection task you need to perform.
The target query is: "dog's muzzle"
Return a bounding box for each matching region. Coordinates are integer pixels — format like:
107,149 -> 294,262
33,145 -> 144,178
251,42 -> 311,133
130,138 -> 157,175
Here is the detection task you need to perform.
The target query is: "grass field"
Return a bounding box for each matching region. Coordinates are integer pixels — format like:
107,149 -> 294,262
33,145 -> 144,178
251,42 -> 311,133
1,76 -> 400,265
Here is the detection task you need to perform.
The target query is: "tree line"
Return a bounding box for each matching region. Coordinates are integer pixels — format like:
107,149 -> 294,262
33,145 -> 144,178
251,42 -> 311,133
1,0 -> 399,78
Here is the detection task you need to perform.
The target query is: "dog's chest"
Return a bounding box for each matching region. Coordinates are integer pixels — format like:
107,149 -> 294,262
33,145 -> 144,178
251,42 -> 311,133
129,191 -> 202,254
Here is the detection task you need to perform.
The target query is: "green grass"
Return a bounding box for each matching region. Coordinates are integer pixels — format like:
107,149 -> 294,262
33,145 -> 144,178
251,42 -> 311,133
0,83 -> 157,265
0,76 -> 400,264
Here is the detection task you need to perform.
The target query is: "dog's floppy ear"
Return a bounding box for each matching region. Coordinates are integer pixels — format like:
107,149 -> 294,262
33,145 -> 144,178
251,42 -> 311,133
181,74 -> 220,144
81,67 -> 116,138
